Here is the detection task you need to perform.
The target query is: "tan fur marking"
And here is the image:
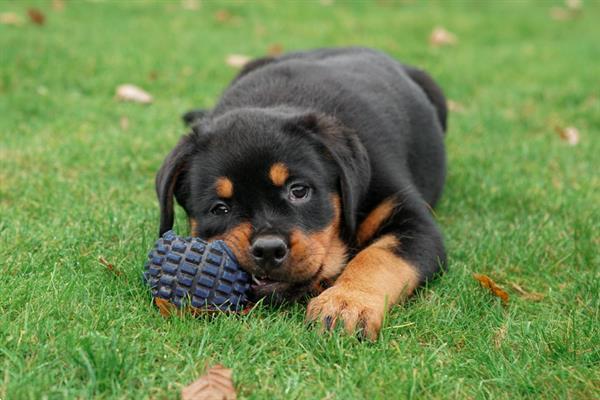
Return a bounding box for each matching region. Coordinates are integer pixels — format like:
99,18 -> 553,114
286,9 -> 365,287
311,196 -> 347,287
189,218 -> 199,237
356,197 -> 396,246
288,195 -> 346,290
215,177 -> 234,198
213,223 -> 253,268
306,234 -> 420,340
269,163 -> 289,187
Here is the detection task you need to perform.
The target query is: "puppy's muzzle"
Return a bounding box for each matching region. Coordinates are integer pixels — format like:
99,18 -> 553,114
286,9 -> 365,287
250,234 -> 289,272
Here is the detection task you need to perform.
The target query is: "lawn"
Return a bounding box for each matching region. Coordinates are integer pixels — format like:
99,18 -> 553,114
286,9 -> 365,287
1,0 -> 599,399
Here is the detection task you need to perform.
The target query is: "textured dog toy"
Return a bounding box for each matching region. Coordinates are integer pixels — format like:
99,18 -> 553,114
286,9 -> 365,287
143,230 -> 250,312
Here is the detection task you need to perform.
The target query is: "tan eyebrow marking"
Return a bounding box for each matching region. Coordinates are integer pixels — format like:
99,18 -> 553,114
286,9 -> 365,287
215,177 -> 234,198
269,162 -> 289,187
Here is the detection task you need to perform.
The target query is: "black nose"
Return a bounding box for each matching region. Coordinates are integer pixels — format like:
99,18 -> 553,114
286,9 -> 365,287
250,235 -> 289,269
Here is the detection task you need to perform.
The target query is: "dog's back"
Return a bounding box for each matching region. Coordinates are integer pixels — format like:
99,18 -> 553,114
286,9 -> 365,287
214,47 -> 447,207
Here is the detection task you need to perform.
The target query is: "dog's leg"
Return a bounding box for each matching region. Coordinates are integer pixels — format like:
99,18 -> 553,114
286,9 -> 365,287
306,196 -> 445,340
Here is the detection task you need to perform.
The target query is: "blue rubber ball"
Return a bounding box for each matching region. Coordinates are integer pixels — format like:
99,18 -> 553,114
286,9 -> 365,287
143,230 -> 251,312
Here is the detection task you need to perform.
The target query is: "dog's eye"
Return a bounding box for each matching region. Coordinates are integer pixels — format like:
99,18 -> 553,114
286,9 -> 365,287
210,202 -> 230,215
288,184 -> 311,202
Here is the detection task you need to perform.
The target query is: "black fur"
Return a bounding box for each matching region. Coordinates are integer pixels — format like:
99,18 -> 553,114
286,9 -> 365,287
156,47 -> 447,295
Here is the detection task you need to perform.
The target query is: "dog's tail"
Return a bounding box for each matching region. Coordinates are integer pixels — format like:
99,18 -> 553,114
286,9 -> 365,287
404,66 -> 448,133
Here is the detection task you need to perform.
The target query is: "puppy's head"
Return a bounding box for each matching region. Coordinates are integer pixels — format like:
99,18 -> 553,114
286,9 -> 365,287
155,109 -> 370,301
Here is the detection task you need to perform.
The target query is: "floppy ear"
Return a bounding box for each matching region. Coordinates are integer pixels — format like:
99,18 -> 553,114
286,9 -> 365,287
285,113 -> 371,239
155,133 -> 196,237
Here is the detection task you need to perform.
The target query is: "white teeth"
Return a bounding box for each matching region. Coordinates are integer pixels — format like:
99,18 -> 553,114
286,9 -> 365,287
252,274 -> 262,285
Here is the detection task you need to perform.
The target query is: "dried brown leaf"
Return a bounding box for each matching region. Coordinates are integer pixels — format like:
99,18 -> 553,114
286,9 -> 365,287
550,1 -> 582,22
493,324 -> 508,349
510,282 -> 545,301
116,84 -> 153,104
429,27 -> 457,47
119,116 -> 129,131
226,54 -> 250,69
52,0 -> 65,11
550,7 -> 570,20
0,12 -> 24,26
98,256 -> 122,276
181,0 -> 200,11
555,126 -> 580,145
473,273 -> 509,304
181,365 -> 237,400
267,43 -> 284,56
447,100 -> 465,113
566,0 -> 582,11
28,8 -> 45,25
155,298 -> 175,317
214,9 -> 232,23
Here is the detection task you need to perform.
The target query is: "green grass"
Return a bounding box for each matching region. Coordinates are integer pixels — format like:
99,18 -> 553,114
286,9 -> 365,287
1,0 -> 599,398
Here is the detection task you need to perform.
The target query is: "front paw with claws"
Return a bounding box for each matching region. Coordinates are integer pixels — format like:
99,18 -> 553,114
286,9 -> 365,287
305,284 -> 387,341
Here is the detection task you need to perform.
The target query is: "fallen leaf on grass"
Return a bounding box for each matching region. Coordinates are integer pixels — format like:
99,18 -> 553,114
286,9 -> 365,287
214,9 -> 232,23
447,100 -> 465,113
0,12 -> 23,26
493,324 -> 508,349
473,273 -> 509,305
181,0 -> 200,11
226,54 -> 250,69
429,27 -> 457,47
155,297 -> 175,317
119,116 -> 129,131
27,8 -> 45,25
52,0 -> 65,11
98,256 -> 123,276
555,126 -> 580,145
550,7 -> 569,20
566,0 -> 582,10
510,282 -> 545,301
267,43 -> 284,56
550,0 -> 582,21
116,84 -> 153,104
181,365 -> 237,400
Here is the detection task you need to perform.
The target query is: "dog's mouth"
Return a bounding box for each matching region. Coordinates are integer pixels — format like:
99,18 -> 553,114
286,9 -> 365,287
250,274 -> 281,291
249,273 -> 292,303
248,264 -> 325,304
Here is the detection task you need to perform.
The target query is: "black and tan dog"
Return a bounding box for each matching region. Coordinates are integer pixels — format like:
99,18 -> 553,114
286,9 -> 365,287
156,48 -> 447,340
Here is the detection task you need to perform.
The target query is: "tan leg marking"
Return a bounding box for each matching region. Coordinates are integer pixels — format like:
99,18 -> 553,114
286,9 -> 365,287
356,197 -> 396,247
215,177 -> 233,199
306,234 -> 420,340
269,162 -> 289,187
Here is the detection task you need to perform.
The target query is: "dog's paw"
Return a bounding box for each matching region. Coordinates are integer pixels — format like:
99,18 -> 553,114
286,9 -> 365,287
305,284 -> 386,341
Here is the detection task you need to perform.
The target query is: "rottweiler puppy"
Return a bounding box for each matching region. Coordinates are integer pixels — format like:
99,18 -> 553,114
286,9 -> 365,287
156,47 -> 447,340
